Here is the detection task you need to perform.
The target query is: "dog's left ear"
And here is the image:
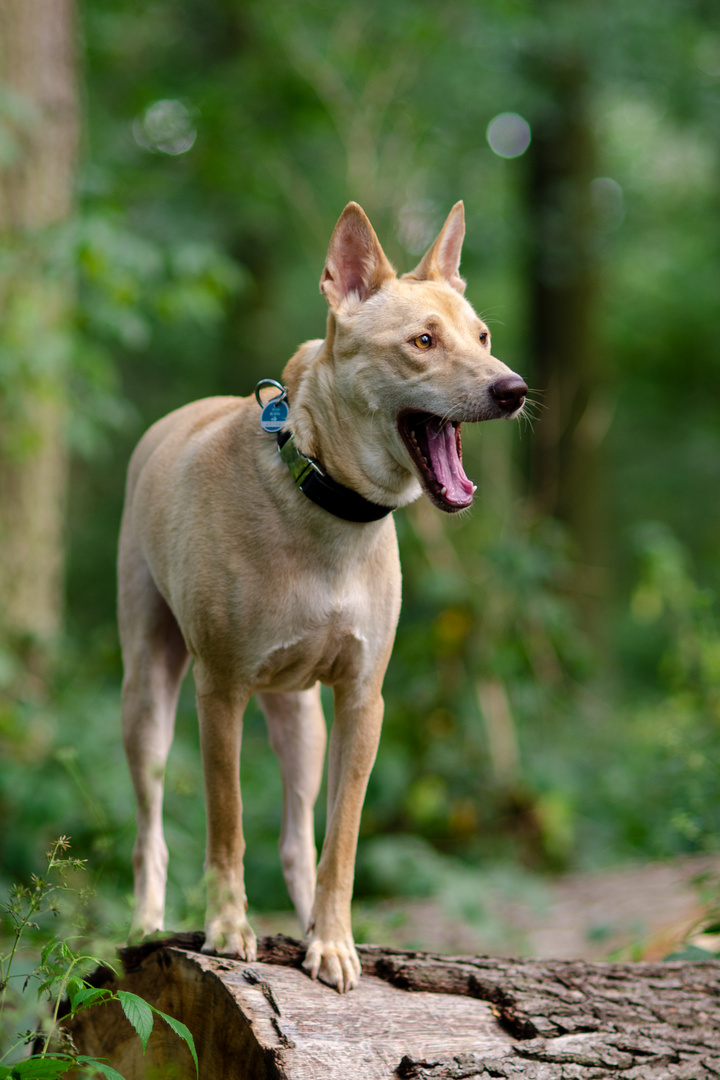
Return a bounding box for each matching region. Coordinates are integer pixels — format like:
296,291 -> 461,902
404,201 -> 466,295
320,203 -> 395,310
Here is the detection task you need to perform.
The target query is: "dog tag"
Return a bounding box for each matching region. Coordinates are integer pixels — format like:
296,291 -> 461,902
259,398 -> 289,432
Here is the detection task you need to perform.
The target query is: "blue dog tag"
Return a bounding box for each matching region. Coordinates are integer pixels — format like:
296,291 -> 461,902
260,398 -> 289,432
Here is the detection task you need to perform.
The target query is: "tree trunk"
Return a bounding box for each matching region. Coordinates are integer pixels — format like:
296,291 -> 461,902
523,46 -> 610,615
65,933 -> 720,1078
0,0 -> 79,656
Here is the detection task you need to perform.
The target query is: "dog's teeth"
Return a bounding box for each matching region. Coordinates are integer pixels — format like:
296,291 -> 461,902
472,484 -> 477,492
440,486 -> 447,496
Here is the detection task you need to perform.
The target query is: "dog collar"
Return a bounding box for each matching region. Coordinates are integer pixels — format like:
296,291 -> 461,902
256,379 -> 394,523
276,430 -> 395,523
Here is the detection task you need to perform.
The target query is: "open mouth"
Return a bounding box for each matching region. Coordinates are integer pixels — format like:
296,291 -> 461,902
397,412 -> 476,513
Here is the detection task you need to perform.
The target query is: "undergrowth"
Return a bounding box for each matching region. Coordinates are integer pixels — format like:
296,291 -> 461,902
0,838 -> 197,1079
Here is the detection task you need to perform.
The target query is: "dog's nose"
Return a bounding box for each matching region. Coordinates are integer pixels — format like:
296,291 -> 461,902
490,375 -> 528,413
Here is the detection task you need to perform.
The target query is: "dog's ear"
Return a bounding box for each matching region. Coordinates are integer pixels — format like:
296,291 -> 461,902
404,201 -> 466,295
320,203 -> 395,310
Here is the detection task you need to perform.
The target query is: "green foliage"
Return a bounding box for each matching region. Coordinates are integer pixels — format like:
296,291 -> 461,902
517,527 -> 720,869
632,523 -> 720,705
0,211 -> 246,463
72,214 -> 246,352
0,840 -> 197,1079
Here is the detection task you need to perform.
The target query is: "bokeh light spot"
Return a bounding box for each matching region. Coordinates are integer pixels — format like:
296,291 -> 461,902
133,99 -> 197,156
486,112 -> 531,159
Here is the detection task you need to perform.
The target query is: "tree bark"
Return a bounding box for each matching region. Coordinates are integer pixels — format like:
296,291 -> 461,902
65,933 -> 720,1079
0,0 -> 79,654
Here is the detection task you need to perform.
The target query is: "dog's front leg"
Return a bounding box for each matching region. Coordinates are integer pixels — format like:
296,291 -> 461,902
195,675 -> 257,961
303,683 -> 384,992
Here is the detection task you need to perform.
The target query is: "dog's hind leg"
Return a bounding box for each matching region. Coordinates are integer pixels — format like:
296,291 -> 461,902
258,685 -> 327,932
194,666 -> 257,960
119,554 -> 190,941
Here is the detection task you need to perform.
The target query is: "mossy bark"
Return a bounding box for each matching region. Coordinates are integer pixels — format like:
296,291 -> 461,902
0,0 -> 79,655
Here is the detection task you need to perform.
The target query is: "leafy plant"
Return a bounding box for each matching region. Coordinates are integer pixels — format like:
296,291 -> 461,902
0,839 -> 198,1079
660,869 -> 720,963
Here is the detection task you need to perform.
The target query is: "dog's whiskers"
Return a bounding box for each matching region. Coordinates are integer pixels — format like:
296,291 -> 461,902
477,309 -> 504,327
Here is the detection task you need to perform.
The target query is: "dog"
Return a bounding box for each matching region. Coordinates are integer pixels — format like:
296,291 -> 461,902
118,201 -> 527,992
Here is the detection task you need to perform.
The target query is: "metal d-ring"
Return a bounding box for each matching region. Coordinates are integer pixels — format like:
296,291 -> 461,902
255,379 -> 287,407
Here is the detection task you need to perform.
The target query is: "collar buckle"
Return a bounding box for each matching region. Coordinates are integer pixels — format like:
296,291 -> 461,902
278,432 -> 322,486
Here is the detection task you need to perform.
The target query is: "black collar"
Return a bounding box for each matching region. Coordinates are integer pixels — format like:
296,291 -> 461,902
276,430 -> 395,523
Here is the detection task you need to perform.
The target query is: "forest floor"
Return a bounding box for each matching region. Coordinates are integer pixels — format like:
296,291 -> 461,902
252,852 -> 720,962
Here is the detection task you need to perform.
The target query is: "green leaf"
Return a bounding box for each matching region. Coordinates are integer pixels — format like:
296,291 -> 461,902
75,1057 -> 127,1080
10,1058 -> 73,1078
116,991 -> 153,1051
663,944 -> 715,961
65,976 -> 84,1002
153,1008 -> 199,1077
69,986 -> 111,1011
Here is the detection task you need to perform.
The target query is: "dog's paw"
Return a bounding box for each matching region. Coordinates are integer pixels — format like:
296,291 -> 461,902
303,934 -> 361,993
202,914 -> 257,961
127,908 -> 164,945
126,925 -> 166,946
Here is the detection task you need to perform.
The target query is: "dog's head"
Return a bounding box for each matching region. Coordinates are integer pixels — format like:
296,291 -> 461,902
313,202 -> 527,514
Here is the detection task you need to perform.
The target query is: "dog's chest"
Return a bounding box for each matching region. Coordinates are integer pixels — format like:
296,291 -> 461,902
233,527 -> 400,693
252,608 -> 368,692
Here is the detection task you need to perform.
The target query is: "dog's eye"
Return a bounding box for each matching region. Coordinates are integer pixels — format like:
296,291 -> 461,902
413,334 -> 433,349
479,331 -> 489,346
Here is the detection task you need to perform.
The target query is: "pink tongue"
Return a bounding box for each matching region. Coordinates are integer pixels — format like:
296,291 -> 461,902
425,423 -> 475,503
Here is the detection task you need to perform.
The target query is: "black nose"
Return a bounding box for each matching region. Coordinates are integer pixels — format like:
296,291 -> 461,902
490,375 -> 528,413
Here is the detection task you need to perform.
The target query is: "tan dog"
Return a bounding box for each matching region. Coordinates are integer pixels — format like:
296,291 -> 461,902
118,201 -> 527,992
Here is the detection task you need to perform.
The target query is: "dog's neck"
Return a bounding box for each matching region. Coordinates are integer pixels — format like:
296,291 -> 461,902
276,429 -> 394,523
282,333 -> 422,510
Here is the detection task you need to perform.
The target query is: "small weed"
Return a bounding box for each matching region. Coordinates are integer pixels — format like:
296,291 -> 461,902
0,839 -> 197,1079
662,870 -> 720,962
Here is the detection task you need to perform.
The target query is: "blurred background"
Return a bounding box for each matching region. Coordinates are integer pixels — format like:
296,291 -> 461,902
1,0 -> 720,960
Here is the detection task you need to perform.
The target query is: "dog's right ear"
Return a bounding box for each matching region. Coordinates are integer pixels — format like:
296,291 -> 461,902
320,203 -> 395,310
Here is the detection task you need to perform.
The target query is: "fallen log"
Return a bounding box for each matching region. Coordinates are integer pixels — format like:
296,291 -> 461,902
64,933 -> 720,1078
